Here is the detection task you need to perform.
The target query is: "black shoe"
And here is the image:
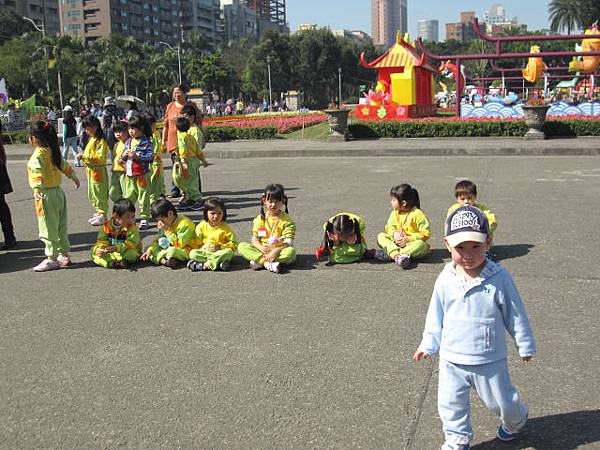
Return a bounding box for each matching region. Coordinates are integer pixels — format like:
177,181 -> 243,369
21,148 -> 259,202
164,258 -> 184,270
176,199 -> 194,211
167,191 -> 181,199
187,260 -> 201,271
190,200 -> 204,211
112,260 -> 129,270
1,239 -> 17,251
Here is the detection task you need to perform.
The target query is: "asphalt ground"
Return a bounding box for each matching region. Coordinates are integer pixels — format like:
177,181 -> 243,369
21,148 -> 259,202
1,153 -> 599,449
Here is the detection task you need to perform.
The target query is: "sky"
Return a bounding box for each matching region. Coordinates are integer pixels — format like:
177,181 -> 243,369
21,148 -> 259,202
287,0 -> 551,40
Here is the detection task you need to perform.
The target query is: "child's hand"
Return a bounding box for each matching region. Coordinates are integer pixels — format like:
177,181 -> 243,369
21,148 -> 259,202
521,356 -> 533,362
181,162 -> 189,177
76,153 -> 83,160
140,248 -> 153,261
96,247 -> 108,256
33,191 -> 44,201
394,232 -> 408,247
73,178 -> 81,189
201,159 -> 209,168
263,247 -> 282,262
413,350 -> 429,362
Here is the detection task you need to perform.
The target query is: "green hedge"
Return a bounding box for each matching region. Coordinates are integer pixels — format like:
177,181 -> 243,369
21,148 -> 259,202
205,125 -> 277,141
1,130 -> 28,144
348,119 -> 600,139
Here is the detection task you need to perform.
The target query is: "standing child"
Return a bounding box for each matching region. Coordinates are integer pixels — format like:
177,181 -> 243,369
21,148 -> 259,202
121,115 -> 154,230
447,180 -> 497,258
181,104 -> 209,169
238,184 -> 296,274
77,115 -> 109,226
315,213 -> 374,264
91,198 -> 141,269
376,184 -> 431,269
148,115 -> 166,205
109,121 -> 127,203
27,120 -> 80,271
187,197 -> 237,272
414,206 -> 535,450
172,117 -> 202,211
140,198 -> 201,269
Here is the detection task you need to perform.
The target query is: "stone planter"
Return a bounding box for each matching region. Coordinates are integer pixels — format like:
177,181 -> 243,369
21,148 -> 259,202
522,105 -> 550,140
324,109 -> 350,141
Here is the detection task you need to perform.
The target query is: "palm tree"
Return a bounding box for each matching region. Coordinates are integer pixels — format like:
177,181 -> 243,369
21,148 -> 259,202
549,0 -> 582,34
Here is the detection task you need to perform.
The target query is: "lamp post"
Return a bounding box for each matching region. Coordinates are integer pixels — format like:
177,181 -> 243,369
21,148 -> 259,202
23,16 -> 50,93
266,55 -> 273,112
338,67 -> 342,108
159,42 -> 182,85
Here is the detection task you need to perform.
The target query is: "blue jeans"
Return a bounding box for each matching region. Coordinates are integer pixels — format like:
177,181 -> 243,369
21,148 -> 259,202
62,136 -> 79,165
438,358 -> 528,445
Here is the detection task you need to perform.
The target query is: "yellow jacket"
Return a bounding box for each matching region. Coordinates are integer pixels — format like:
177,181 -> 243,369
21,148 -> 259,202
152,130 -> 166,162
189,124 -> 206,158
149,215 -> 201,255
324,212 -> 367,241
112,140 -> 126,172
93,219 -> 142,254
447,202 -> 497,233
27,146 -> 78,191
81,136 -> 108,167
252,212 -> 296,246
383,207 -> 430,241
176,131 -> 198,161
196,221 -> 238,252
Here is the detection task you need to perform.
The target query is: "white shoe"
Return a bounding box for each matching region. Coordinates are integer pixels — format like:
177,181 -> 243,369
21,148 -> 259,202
249,260 -> 262,270
441,441 -> 470,450
56,254 -> 72,267
264,261 -> 281,273
33,258 -> 61,272
89,215 -> 106,226
139,219 -> 149,230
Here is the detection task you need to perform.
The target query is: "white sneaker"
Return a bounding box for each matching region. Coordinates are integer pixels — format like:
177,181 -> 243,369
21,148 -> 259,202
56,254 -> 72,267
374,249 -> 391,262
33,258 -> 61,272
441,441 -> 470,450
249,260 -> 262,270
139,219 -> 149,230
264,261 -> 281,273
89,215 -> 106,226
88,214 -> 99,224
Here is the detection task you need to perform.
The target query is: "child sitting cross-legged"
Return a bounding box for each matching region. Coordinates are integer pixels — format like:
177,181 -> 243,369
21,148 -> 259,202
91,198 -> 141,269
187,197 -> 238,272
140,198 -> 201,269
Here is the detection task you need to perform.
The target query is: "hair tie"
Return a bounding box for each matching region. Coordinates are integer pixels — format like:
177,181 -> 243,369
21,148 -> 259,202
42,120 -> 50,128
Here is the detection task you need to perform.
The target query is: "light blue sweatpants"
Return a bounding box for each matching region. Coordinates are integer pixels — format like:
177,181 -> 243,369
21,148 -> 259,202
438,358 -> 528,445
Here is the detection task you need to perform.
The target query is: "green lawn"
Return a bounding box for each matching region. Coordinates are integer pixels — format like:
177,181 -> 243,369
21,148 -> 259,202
281,121 -> 331,140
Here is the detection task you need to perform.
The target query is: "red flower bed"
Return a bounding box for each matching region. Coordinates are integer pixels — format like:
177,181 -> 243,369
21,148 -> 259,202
207,113 -> 327,133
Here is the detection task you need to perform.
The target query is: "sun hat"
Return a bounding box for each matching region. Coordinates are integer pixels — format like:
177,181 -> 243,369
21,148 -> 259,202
445,206 -> 489,247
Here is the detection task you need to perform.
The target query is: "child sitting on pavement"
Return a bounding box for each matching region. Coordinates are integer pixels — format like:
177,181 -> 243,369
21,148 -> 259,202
414,206 -> 536,450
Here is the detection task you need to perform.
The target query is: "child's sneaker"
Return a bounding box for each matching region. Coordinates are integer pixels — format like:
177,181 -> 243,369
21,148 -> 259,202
190,200 -> 204,211
164,258 -> 183,269
394,254 -> 412,269
249,260 -> 263,270
441,442 -> 470,450
187,260 -> 201,271
264,261 -> 281,273
373,249 -> 391,262
112,260 -> 128,270
219,260 -> 231,271
176,198 -> 194,211
364,248 -> 377,260
56,254 -> 72,267
496,424 -> 518,442
138,219 -> 149,230
88,213 -> 100,224
315,244 -> 328,260
90,215 -> 106,226
33,258 -> 61,272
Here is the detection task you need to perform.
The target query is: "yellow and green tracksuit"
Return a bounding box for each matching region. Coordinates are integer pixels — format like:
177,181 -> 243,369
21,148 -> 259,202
146,215 -> 201,265
238,212 -> 296,265
27,146 -> 79,259
81,136 -> 109,215
149,131 -> 166,204
324,212 -> 368,264
122,137 -> 154,220
377,207 -> 431,259
172,131 -> 202,201
189,124 -> 206,161
447,202 -> 497,238
109,140 -> 126,203
189,221 -> 237,270
91,219 -> 142,268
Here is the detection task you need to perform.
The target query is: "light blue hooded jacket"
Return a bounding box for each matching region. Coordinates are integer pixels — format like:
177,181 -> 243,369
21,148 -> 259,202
418,260 -> 536,365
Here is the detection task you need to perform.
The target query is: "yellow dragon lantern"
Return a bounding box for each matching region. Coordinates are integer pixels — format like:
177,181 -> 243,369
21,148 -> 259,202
569,22 -> 600,74
522,45 -> 546,83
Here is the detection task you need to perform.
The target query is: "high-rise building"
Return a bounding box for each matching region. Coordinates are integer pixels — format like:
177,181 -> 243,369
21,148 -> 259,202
1,0 -> 60,37
59,0 -> 182,45
220,0 -> 259,43
244,0 -> 286,28
445,11 -> 477,42
417,19 -> 439,42
181,0 -> 223,48
371,0 -> 408,47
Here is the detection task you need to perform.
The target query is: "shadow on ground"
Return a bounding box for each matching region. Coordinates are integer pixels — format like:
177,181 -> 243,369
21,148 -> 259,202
494,244 -> 534,261
472,409 -> 600,450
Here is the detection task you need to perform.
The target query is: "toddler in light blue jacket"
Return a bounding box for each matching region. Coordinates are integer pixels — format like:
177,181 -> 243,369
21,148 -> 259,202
414,206 -> 536,450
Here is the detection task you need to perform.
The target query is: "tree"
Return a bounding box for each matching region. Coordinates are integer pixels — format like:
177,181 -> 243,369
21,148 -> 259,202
0,10 -> 31,44
549,0 -> 583,34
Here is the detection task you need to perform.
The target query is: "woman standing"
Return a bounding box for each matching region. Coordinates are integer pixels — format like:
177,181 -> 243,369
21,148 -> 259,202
0,121 -> 17,250
162,85 -> 199,198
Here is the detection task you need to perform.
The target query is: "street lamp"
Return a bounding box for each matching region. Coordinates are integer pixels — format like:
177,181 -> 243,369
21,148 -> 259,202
159,42 -> 182,85
338,67 -> 343,108
23,16 -> 50,93
266,55 -> 273,112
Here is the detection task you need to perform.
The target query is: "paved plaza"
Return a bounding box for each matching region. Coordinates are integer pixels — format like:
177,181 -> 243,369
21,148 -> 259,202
1,142 -> 599,449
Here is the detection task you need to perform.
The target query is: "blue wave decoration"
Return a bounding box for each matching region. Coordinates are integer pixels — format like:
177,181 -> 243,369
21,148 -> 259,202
462,101 -> 600,118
